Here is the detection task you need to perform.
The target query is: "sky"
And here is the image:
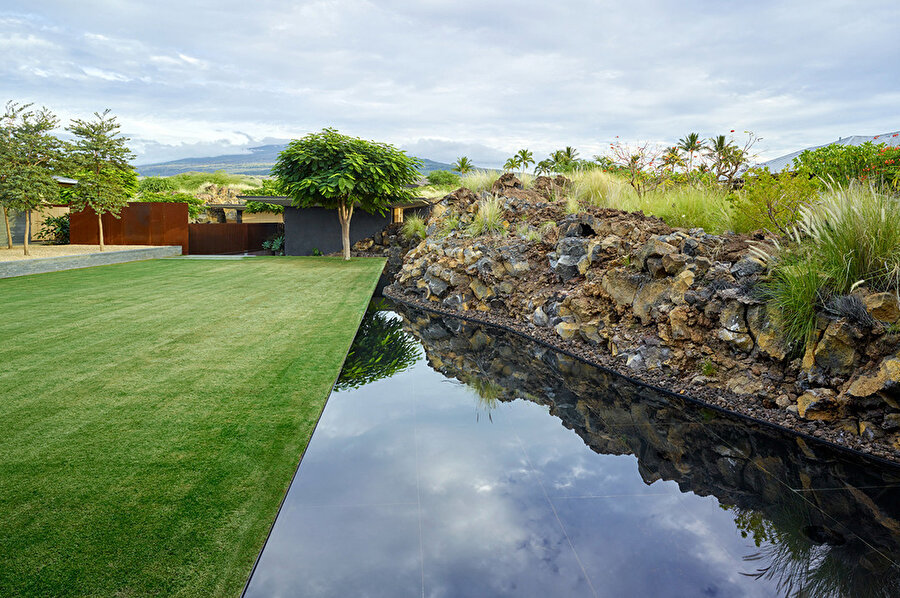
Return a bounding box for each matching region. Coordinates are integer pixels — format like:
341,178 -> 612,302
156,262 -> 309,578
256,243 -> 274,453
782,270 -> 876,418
1,1 -> 898,167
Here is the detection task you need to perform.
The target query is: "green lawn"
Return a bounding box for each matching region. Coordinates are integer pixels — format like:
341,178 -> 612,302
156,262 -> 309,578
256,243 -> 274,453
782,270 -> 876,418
0,256 -> 385,597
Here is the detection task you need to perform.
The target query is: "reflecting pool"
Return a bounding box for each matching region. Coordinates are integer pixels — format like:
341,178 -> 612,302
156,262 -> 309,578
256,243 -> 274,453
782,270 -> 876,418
243,303 -> 900,598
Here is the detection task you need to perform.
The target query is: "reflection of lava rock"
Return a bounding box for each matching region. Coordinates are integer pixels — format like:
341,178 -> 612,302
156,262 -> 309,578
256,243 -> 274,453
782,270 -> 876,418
397,303 -> 900,590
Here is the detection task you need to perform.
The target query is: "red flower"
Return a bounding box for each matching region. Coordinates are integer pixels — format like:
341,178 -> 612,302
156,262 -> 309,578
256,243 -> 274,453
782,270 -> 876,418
730,129 -> 735,133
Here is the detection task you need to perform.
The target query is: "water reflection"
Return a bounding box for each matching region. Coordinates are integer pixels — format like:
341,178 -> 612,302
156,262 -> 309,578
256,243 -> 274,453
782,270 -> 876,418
243,304 -> 900,598
400,305 -> 900,598
334,301 -> 420,391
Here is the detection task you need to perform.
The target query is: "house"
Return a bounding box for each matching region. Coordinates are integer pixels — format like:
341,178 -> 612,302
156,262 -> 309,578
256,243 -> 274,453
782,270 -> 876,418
238,195 -> 435,256
0,177 -> 77,246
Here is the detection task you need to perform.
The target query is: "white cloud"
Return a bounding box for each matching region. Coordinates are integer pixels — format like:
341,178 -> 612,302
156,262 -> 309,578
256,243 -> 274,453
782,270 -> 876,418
0,1 -> 897,164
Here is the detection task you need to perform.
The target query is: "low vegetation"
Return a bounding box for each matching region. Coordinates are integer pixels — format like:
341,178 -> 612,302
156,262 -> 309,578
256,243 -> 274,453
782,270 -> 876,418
467,196 -> 506,236
401,214 -> 427,241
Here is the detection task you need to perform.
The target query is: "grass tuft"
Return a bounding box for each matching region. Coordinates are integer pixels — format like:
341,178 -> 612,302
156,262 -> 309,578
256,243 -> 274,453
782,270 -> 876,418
467,196 -> 506,236
401,214 -> 427,241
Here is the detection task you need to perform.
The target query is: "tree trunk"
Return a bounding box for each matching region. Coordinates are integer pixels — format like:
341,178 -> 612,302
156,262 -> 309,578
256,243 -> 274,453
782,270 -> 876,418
97,212 -> 105,251
23,210 -> 30,256
338,204 -> 353,260
3,206 -> 11,249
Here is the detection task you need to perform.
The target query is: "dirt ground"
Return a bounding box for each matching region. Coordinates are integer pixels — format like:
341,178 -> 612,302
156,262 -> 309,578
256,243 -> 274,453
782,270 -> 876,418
0,244 -> 158,262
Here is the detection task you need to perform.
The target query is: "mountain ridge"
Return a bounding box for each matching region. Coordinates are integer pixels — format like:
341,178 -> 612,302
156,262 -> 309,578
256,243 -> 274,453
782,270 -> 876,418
135,144 -> 456,177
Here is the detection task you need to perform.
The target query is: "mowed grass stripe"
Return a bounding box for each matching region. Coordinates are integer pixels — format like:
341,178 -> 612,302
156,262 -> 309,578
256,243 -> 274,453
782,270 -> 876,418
0,256 -> 385,597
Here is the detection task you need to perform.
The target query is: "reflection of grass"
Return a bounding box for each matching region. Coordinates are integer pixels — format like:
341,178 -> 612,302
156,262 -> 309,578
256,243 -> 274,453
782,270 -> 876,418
727,497 -> 900,598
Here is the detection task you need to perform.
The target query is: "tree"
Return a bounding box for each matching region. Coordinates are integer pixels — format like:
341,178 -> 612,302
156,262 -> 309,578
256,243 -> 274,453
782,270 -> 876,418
503,157 -> 520,172
609,140 -> 667,196
677,132 -> 703,172
0,102 -> 66,255
515,148 -> 534,176
535,159 -> 554,176
273,128 -> 422,260
705,131 -> 759,186
452,156 -> 474,174
67,110 -> 137,251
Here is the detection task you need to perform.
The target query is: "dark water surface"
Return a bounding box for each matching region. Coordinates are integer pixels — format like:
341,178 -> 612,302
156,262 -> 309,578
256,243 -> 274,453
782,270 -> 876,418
243,304 -> 900,598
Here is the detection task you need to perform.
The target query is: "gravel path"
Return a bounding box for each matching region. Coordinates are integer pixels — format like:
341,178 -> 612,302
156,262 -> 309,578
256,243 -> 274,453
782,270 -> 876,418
0,245 -> 156,262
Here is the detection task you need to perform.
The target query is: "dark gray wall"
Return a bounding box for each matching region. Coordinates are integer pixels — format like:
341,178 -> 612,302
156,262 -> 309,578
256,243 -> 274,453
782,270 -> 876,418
0,209 -> 27,245
284,206 -> 392,256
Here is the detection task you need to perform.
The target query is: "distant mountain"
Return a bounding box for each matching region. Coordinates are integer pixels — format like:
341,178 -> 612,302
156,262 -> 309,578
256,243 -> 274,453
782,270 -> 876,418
760,130 -> 900,172
135,144 -> 456,177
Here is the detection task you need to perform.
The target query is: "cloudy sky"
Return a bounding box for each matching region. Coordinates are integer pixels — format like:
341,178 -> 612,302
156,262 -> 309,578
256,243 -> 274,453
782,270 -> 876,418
2,1 -> 898,166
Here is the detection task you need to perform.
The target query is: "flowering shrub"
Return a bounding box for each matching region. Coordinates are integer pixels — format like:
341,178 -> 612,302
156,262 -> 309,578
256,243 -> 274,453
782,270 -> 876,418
793,141 -> 900,191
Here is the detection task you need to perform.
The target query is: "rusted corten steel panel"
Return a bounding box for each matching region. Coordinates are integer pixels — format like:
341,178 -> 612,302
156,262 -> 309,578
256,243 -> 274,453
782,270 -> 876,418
69,202 -> 189,254
187,223 -> 281,255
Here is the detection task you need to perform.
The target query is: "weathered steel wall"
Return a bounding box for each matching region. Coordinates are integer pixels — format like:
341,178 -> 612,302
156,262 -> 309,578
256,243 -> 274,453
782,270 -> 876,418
70,202 -> 189,254
187,223 -> 282,255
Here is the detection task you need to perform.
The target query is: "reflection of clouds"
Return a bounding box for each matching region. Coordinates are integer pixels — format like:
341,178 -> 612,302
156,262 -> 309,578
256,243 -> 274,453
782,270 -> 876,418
248,324 -> 788,597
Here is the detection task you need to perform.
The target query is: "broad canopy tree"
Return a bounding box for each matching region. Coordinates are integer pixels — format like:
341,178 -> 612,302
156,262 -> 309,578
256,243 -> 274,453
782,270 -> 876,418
0,102 -> 66,255
273,128 -> 422,260
66,109 -> 137,251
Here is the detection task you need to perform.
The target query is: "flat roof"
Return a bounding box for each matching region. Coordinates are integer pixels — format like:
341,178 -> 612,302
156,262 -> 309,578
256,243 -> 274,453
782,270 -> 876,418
236,196 -> 437,209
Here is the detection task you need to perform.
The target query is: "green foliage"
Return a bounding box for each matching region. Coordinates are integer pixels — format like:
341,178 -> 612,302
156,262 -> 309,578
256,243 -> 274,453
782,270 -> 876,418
66,109 -> 138,225
262,234 -> 284,255
426,170 -> 461,186
243,201 -> 284,214
0,102 -> 66,219
137,191 -> 206,219
515,149 -> 534,173
700,358 -> 717,377
312,248 -> 323,256
503,157 -> 519,172
732,168 -> 818,233
242,180 -> 285,212
438,213 -> 461,237
138,177 -> 177,193
401,214 -> 427,241
793,141 -> 900,191
467,196 -> 505,236
764,252 -> 827,348
39,213 -> 69,244
334,306 -> 420,391
563,195 -> 583,215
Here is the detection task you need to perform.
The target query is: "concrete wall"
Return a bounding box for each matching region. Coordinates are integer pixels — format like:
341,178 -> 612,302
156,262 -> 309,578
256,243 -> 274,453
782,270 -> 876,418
0,209 -> 27,245
284,206 -> 391,256
0,246 -> 182,279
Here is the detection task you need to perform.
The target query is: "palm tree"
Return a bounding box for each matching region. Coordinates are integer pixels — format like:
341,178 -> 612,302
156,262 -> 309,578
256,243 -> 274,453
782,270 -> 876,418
515,149 -> 534,177
661,146 -> 685,172
452,156 -> 473,174
677,133 -> 703,172
535,159 -> 554,176
503,157 -> 520,172
562,146 -> 579,161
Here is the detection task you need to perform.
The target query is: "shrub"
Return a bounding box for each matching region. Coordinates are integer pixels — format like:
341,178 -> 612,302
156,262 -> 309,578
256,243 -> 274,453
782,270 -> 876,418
797,183 -> 900,293
138,177 -> 177,193
262,234 -> 285,255
467,196 -> 505,236
427,170 -> 461,187
243,201 -> 284,214
39,214 -> 69,244
137,191 -> 207,219
764,184 -> 900,347
731,168 -> 818,234
763,252 -> 825,348
794,141 -> 900,191
401,215 -> 427,241
563,195 -> 583,215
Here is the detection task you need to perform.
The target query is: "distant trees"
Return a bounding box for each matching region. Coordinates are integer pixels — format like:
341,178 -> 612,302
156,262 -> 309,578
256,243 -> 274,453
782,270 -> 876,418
677,132 -> 703,172
0,102 -> 67,255
66,110 -> 137,251
273,128 -> 421,260
452,156 -> 474,174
